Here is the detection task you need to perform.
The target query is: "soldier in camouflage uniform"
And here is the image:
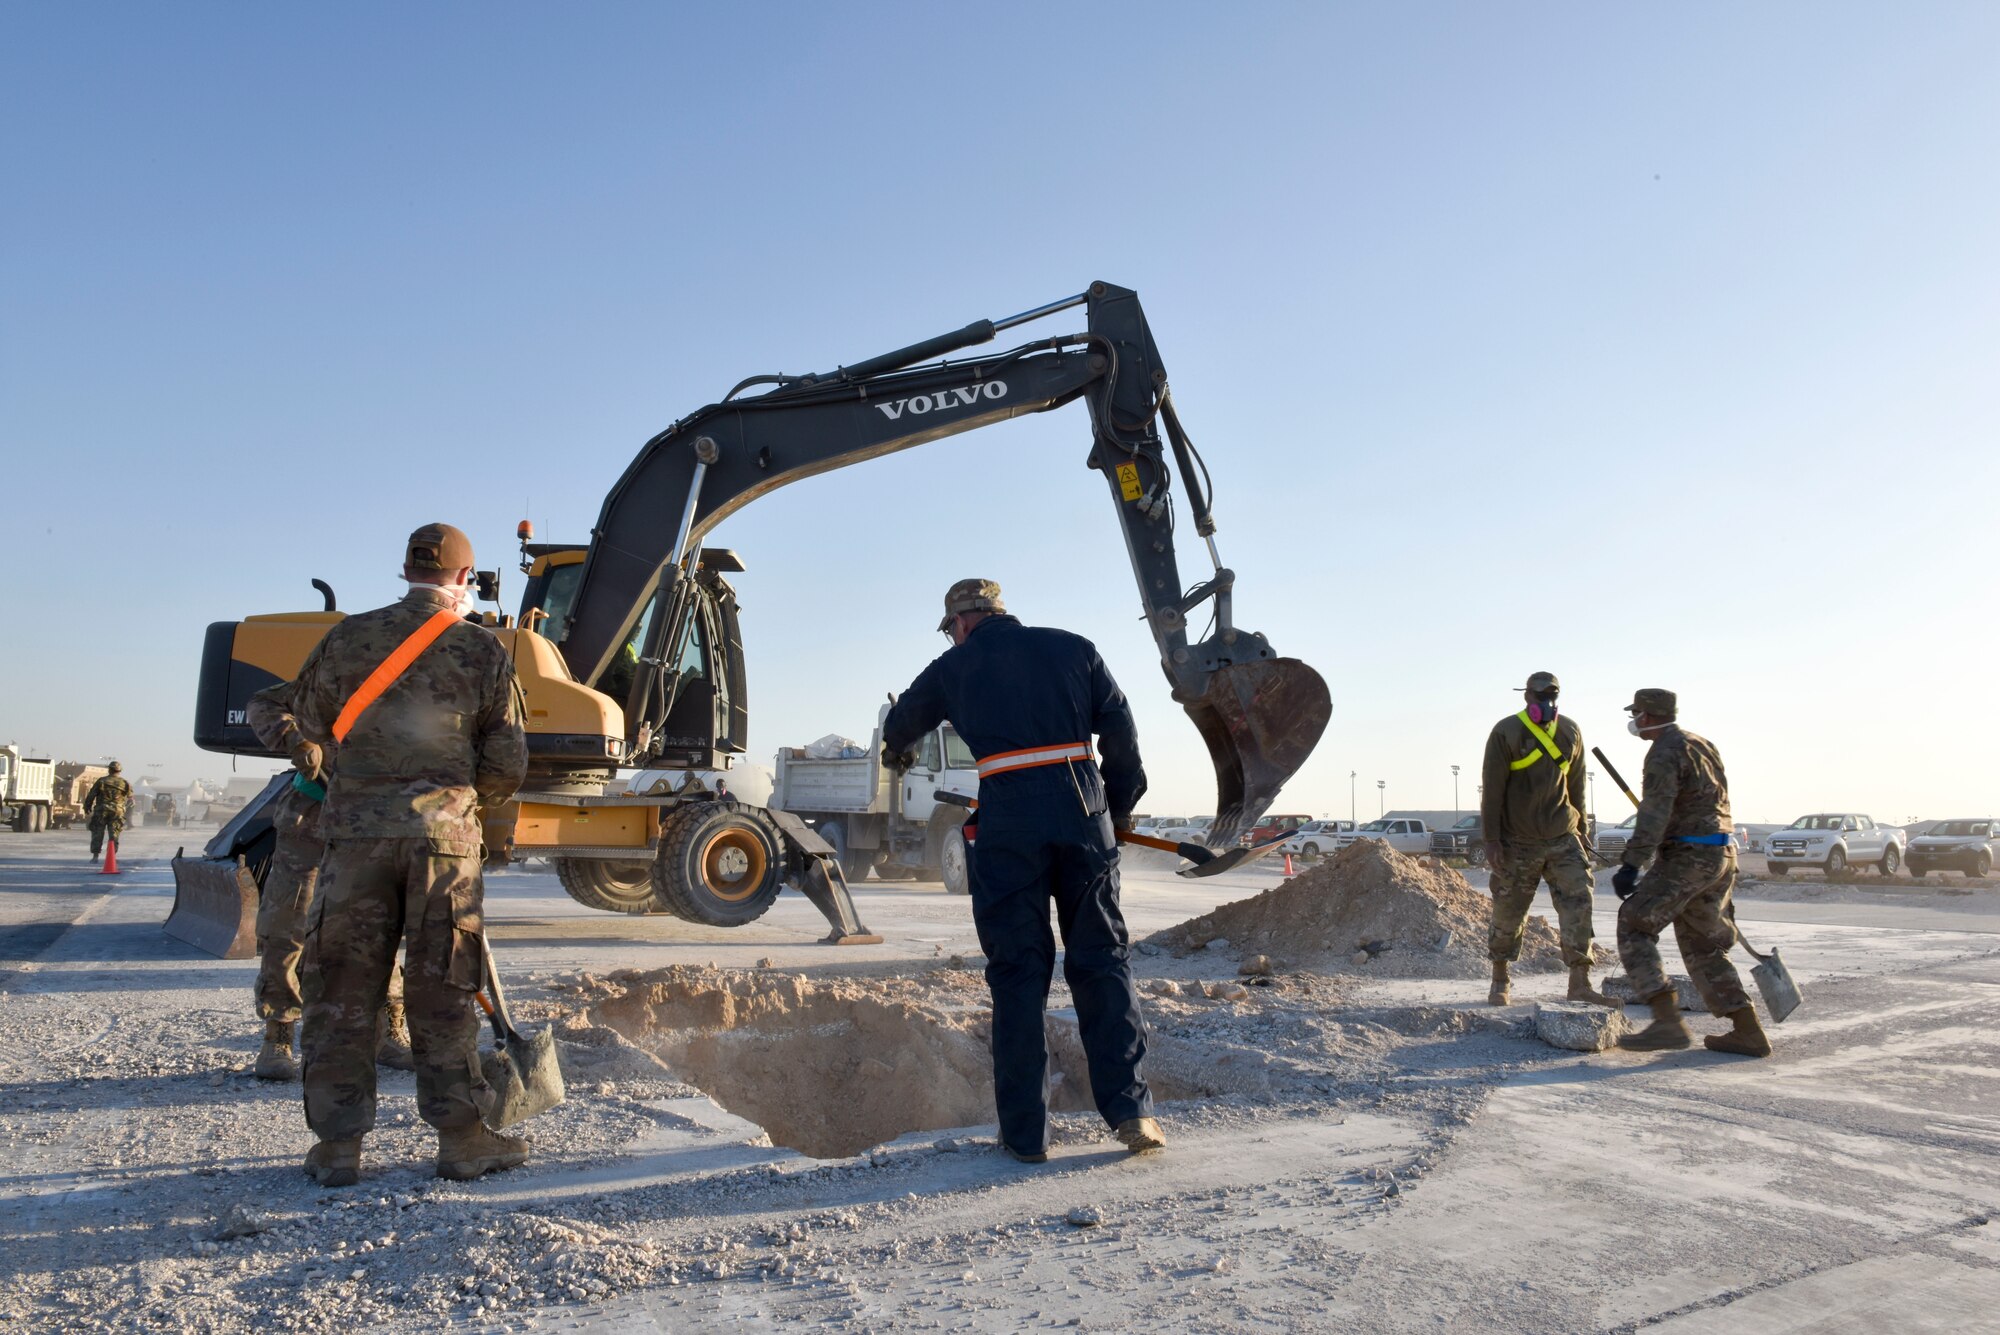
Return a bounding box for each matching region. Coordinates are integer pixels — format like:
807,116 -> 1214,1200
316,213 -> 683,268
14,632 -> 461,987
246,680 -> 413,1081
287,523 -> 530,1186
1612,688 -> 1770,1057
1480,673 -> 1615,1007
83,762 -> 134,859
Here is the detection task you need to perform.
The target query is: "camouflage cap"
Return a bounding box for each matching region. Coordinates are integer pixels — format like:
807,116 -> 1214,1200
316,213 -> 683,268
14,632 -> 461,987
1624,688 -> 1678,717
1521,672 -> 1559,693
406,522 -> 475,571
938,578 -> 1005,632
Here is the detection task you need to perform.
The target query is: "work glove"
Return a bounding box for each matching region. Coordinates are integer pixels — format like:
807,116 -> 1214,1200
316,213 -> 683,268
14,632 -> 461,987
291,740 -> 325,783
881,743 -> 914,772
1612,863 -> 1640,900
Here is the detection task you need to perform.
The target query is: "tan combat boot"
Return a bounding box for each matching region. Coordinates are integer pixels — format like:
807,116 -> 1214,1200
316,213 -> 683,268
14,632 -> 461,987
1487,960 -> 1511,1007
1114,1116 -> 1167,1153
255,1020 -> 300,1082
304,1138 -> 362,1187
375,1002 -> 415,1072
1566,965 -> 1619,1008
1618,989 -> 1692,1051
436,1123 -> 529,1181
1704,1006 -> 1773,1058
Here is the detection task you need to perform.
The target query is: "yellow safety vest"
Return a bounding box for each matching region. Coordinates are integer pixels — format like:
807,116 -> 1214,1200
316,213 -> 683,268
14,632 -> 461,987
1509,711 -> 1569,775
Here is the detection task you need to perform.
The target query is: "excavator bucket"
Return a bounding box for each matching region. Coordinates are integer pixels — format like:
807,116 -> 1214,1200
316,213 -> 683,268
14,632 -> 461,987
1186,657 -> 1331,848
165,851 -> 261,959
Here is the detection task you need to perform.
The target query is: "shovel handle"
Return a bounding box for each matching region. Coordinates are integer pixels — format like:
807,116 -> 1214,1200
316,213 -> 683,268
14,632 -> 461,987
1115,829 -> 1217,865
1591,747 -> 1643,810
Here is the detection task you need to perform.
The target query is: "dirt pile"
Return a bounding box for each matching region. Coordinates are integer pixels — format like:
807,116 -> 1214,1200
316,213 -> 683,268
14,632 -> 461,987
1145,839 -> 1572,977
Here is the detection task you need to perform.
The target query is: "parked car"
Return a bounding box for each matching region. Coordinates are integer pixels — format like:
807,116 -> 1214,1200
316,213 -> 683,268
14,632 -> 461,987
1333,818 -> 1433,856
1594,813 -> 1638,858
1905,819 -> 1996,880
1244,813 -> 1313,845
1281,819 -> 1355,858
1151,817 -> 1212,843
1764,813 -> 1906,877
1428,815 -> 1486,864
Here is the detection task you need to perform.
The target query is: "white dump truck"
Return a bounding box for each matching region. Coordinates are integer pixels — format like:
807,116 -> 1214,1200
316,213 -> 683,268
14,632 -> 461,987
772,706 -> 979,894
1,745 -> 56,832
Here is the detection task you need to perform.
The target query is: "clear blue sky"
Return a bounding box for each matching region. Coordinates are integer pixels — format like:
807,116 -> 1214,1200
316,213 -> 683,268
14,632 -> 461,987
4,4 -> 1996,824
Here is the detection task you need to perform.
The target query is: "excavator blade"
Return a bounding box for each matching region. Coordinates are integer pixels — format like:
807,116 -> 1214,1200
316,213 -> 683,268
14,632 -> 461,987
1186,656 -> 1331,848
165,852 -> 261,959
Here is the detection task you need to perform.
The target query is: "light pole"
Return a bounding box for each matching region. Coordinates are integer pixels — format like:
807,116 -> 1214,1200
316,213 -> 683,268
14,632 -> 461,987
1376,779 -> 1385,817
1451,765 -> 1461,817
1349,771 -> 1356,825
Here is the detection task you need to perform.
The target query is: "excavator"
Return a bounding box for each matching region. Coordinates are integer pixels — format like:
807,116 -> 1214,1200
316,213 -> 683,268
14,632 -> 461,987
168,281 -> 1331,956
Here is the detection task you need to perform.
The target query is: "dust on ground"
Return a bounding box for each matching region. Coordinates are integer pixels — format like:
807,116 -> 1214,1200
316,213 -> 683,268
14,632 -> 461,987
1144,838 -> 1594,977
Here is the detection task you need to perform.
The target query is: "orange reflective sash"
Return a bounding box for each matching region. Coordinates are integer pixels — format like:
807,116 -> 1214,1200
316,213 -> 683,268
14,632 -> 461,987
331,610 -> 462,743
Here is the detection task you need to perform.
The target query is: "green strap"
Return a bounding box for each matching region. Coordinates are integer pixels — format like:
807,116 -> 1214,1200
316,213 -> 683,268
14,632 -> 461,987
1509,711 -> 1570,775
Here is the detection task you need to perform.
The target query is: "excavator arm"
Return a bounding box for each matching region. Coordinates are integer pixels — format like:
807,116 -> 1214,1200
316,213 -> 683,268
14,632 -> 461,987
562,281 -> 1328,844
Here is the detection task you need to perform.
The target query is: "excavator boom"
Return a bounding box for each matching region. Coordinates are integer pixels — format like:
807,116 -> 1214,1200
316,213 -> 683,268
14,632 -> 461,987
561,281 -> 1329,844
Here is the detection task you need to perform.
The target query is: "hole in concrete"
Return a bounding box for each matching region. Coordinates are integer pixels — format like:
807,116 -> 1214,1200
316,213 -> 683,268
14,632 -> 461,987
588,968 -> 1221,1159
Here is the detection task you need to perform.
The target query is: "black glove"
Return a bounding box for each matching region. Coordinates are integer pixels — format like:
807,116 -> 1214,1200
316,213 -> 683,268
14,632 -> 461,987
1612,863 -> 1640,900
881,743 -> 913,772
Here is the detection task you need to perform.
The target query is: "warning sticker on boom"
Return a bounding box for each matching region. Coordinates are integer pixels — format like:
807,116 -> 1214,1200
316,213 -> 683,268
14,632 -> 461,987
1116,462 -> 1143,501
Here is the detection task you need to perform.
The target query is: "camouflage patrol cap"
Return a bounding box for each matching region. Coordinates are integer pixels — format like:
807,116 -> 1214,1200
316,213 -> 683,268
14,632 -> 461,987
406,522 -> 475,571
1624,688 -> 1678,718
1521,672 -> 1559,693
938,578 -> 1005,632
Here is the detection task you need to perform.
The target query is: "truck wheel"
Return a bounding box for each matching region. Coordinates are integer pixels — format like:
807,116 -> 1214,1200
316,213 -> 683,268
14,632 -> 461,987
941,826 -> 970,895
819,820 -> 876,884
1974,852 -> 1992,879
9,808 -> 26,833
653,802 -> 785,927
1826,847 -> 1847,877
1765,865 -> 1788,878
1878,845 -> 1900,876
555,858 -> 661,914
1301,841 -> 1323,860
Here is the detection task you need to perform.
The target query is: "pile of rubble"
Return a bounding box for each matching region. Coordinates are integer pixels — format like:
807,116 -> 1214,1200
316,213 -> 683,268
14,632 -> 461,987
1146,839 -> 1573,977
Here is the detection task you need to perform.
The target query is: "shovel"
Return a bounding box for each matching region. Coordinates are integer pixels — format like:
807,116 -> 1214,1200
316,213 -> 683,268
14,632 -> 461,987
1594,747 -> 1801,1022
1116,828 -> 1294,879
474,931 -> 565,1128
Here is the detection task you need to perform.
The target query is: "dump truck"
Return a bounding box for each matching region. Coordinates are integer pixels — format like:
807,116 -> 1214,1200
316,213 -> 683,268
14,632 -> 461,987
1,745 -> 55,832
50,763 -> 108,829
772,707 -> 980,893
175,282 -> 1330,956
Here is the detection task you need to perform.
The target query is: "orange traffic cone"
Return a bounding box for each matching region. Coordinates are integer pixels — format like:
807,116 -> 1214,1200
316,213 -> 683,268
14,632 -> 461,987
100,837 -> 120,875
1283,852 -> 1296,876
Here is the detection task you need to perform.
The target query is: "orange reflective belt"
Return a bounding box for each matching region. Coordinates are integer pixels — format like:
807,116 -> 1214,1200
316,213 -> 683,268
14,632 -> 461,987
331,610 -> 461,743
976,742 -> 1093,778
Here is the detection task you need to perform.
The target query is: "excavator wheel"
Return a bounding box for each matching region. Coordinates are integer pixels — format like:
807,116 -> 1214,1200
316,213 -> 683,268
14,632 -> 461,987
652,801 -> 786,927
554,858 -> 662,915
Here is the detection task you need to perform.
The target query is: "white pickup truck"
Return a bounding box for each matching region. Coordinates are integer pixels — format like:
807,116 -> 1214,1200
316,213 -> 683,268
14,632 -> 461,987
771,705 -> 978,894
1332,817 -> 1433,856
1764,813 -> 1906,877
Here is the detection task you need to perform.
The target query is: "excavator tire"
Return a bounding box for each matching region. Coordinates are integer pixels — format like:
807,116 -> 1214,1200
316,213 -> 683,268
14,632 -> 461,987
652,801 -> 785,927
554,857 -> 662,915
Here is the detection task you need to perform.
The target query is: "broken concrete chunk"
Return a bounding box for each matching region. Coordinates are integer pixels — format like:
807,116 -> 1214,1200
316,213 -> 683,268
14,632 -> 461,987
1204,981 -> 1251,1002
1065,1204 -> 1104,1228
1601,974 -> 1703,1011
1237,955 -> 1272,977
215,1203 -> 274,1240
1534,1000 -> 1632,1052
1145,978 -> 1179,997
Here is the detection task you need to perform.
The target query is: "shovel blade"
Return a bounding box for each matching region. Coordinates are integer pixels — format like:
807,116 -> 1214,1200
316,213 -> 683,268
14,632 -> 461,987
164,854 -> 261,959
1751,947 -> 1802,1024
1186,657 -> 1331,847
479,1027 -> 566,1128
1175,832 -> 1296,879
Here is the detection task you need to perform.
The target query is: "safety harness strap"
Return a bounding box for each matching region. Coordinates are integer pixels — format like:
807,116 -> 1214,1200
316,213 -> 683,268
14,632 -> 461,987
331,609 -> 462,743
976,742 -> 1093,779
1508,711 -> 1570,775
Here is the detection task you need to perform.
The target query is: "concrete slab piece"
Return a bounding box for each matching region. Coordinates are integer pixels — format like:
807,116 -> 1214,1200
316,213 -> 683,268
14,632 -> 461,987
1535,999 -> 1632,1051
